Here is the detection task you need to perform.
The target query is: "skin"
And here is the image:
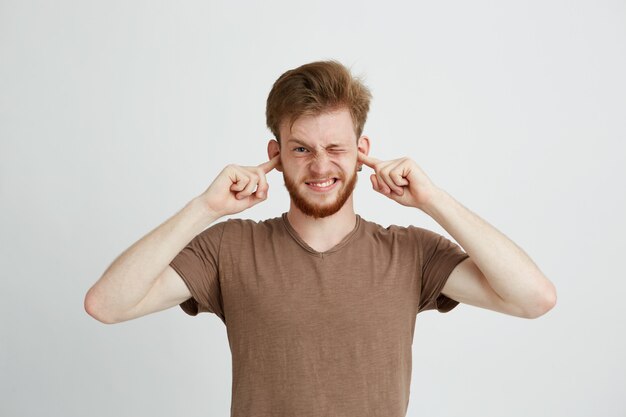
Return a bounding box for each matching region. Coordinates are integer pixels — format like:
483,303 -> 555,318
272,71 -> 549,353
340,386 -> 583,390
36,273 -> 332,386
85,104 -> 555,325
85,94 -> 556,323
85,105 -> 556,323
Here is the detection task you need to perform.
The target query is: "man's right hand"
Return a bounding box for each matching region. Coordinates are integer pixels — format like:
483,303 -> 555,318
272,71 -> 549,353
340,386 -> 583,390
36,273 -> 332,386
196,153 -> 281,218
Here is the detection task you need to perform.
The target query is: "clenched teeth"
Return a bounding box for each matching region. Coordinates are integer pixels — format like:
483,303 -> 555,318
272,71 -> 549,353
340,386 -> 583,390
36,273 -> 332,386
306,178 -> 336,187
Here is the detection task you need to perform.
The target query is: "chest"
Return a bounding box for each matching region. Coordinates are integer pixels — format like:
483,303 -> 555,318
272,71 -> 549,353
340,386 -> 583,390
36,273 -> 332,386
219,247 -> 419,341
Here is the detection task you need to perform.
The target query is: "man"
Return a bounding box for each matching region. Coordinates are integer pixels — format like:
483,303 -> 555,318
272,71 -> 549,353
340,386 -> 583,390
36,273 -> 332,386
85,60 -> 556,417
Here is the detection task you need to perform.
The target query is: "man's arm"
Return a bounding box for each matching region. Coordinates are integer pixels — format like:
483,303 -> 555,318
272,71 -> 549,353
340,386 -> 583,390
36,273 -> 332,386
357,150 -> 557,319
84,154 -> 280,324
84,199 -> 218,324
422,189 -> 557,319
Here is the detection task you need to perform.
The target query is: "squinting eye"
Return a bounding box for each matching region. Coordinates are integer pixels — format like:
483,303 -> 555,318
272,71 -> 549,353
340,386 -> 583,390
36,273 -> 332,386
294,147 -> 308,153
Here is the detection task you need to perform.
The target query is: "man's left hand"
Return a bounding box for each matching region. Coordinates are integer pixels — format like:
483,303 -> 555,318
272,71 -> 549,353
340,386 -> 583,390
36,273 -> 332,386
357,151 -> 440,211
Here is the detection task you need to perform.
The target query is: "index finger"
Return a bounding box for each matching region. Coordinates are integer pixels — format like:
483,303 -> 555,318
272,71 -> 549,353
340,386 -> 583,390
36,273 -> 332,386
357,150 -> 381,169
258,153 -> 281,173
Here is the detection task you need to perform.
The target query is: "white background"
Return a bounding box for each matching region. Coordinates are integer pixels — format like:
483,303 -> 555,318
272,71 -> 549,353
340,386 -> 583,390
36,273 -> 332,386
1,1 -> 624,416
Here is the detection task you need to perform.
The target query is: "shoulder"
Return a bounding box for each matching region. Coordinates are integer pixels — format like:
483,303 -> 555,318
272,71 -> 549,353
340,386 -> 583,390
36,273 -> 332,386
357,217 -> 451,263
218,215 -> 284,239
354,217 -> 434,264
358,216 -> 424,244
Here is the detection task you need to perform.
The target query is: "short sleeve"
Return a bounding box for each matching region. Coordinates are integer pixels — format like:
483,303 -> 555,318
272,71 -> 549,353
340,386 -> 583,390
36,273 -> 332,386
169,221 -> 227,321
415,227 -> 470,314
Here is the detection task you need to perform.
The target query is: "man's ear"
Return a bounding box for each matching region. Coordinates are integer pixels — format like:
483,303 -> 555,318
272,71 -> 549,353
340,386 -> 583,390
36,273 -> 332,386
357,135 -> 371,171
267,139 -> 283,172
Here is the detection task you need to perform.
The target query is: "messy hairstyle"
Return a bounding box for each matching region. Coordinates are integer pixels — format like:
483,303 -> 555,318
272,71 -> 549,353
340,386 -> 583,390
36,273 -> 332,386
265,60 -> 372,144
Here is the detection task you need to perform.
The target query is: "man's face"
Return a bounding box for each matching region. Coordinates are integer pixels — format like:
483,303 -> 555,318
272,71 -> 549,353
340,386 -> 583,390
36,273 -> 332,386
278,108 -> 361,219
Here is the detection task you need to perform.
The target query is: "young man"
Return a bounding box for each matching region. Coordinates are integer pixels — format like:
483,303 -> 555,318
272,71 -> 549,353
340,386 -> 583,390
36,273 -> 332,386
85,60 -> 556,417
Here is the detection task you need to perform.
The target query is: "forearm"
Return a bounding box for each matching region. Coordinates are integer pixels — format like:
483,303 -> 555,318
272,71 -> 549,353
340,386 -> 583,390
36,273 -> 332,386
422,188 -> 556,310
85,198 -> 218,321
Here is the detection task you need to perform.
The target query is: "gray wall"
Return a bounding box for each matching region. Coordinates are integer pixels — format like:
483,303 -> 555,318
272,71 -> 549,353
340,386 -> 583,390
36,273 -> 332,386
1,1 -> 624,416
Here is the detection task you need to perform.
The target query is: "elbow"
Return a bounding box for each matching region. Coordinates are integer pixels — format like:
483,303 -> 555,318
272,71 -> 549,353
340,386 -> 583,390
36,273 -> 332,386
84,288 -> 118,325
525,280 -> 557,319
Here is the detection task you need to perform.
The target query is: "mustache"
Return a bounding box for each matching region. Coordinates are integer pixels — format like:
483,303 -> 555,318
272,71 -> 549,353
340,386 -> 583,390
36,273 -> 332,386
300,166 -> 358,182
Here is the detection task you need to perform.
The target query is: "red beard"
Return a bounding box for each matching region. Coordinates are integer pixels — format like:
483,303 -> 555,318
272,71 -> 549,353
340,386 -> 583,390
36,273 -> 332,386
283,165 -> 358,219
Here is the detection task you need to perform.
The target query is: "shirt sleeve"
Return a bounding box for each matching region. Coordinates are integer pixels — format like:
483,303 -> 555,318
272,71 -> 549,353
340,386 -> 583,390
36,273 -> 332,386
169,220 -> 227,321
414,226 -> 470,314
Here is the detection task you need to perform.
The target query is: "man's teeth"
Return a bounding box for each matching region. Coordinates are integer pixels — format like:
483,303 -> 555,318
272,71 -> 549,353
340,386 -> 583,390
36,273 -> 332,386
307,179 -> 336,187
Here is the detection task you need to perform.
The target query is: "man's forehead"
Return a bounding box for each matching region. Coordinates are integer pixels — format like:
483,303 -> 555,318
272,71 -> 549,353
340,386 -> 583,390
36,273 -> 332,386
279,108 -> 356,145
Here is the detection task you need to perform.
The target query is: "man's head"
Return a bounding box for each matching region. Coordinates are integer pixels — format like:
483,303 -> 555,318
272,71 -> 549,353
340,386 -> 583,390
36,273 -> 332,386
265,60 -> 373,218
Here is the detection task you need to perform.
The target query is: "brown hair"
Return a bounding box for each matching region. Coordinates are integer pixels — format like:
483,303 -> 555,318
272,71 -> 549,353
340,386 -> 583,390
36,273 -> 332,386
265,60 -> 372,144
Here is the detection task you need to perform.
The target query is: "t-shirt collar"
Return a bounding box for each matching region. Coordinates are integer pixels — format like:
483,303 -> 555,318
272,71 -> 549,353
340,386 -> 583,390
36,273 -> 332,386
281,212 -> 362,256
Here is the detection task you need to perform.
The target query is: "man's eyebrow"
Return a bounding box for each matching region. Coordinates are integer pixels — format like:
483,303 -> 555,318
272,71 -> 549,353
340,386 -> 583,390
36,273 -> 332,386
287,138 -> 344,148
286,138 -> 308,145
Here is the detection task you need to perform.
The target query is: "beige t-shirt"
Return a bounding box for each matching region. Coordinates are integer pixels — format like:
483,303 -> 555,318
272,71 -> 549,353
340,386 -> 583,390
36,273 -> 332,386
169,213 -> 469,417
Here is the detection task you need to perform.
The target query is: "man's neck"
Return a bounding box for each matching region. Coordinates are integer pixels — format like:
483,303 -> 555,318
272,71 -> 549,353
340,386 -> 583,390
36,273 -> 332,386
286,198 -> 357,253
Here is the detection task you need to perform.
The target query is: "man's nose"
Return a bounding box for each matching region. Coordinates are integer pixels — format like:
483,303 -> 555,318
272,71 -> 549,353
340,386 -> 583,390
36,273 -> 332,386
308,150 -> 334,174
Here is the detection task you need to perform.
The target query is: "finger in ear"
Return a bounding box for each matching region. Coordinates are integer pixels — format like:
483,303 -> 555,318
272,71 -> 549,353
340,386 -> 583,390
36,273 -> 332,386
370,174 -> 378,191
